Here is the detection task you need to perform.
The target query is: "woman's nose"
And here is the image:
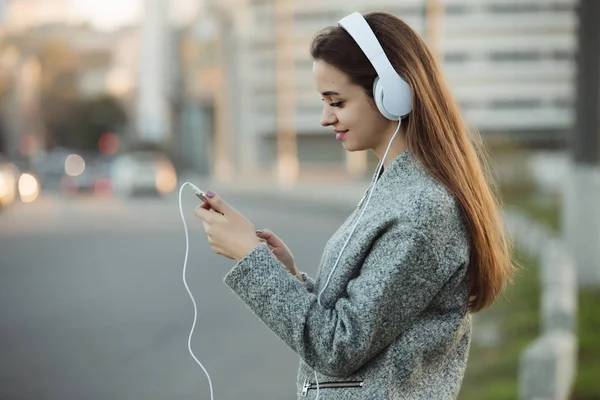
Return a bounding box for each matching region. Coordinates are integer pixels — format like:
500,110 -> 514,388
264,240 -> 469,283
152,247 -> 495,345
320,109 -> 337,127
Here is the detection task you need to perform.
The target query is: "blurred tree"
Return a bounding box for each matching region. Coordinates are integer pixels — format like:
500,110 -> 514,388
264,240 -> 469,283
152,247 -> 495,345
67,94 -> 127,151
33,39 -> 127,150
37,38 -> 79,149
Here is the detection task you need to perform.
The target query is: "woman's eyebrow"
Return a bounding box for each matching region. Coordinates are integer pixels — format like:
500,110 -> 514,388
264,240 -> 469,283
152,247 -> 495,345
321,91 -> 341,96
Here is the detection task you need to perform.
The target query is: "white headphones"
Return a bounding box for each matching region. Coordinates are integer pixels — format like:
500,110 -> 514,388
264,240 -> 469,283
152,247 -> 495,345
338,12 -> 412,121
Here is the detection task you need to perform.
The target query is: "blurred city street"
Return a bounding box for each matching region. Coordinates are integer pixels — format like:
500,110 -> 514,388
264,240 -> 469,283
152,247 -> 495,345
1,0 -> 599,398
0,189 -> 351,400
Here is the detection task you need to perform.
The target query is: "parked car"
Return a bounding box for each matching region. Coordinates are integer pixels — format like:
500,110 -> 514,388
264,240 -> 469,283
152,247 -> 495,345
59,152 -> 114,197
0,155 -> 41,205
110,151 -> 177,196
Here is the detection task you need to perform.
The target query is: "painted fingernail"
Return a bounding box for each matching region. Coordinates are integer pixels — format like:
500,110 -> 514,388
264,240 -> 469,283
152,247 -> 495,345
256,229 -> 263,233
206,191 -> 215,198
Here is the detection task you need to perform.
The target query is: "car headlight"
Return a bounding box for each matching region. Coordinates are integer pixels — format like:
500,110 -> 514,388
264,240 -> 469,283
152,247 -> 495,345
0,174 -> 7,198
18,173 -> 40,203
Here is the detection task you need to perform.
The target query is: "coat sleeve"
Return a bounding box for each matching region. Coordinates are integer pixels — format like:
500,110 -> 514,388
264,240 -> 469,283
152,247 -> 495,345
223,223 -> 461,377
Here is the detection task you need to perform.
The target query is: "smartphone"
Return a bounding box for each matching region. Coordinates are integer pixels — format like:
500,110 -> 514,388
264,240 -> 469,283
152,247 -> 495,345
194,188 -> 223,214
194,190 -> 207,203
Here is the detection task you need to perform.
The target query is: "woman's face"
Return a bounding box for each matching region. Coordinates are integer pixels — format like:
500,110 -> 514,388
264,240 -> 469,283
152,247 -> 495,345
312,60 -> 398,155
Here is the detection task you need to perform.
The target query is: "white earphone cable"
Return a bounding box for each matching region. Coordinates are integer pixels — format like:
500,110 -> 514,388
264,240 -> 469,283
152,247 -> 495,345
179,182 -> 214,400
178,119 -> 399,400
316,121 -> 401,307
313,120 -> 402,399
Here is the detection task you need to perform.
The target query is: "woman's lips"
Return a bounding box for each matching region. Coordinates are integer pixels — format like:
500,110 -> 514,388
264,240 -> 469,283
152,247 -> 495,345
335,130 -> 349,141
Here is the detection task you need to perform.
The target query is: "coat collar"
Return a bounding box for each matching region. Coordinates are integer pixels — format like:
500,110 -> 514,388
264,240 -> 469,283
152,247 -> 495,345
376,149 -> 421,184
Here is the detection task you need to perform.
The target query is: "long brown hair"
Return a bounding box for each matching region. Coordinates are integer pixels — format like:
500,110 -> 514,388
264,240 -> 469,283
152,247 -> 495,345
311,12 -> 514,312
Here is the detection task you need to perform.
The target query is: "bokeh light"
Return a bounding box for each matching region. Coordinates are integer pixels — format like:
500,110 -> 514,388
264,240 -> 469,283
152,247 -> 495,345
18,173 -> 39,203
65,154 -> 86,177
99,132 -> 120,155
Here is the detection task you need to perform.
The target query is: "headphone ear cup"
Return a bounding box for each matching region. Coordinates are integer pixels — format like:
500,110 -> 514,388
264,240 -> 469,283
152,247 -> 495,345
373,77 -> 400,121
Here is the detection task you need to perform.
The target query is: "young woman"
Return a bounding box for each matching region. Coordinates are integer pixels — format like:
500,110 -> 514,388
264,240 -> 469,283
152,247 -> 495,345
195,11 -> 514,399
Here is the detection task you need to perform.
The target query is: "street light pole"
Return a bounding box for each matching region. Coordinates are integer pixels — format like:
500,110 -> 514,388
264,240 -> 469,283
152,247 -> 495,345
564,0 -> 600,287
274,0 -> 299,186
425,0 -> 444,67
211,4 -> 235,182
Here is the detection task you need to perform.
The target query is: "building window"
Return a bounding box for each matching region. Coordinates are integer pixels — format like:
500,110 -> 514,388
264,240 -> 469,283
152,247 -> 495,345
489,51 -> 542,62
553,97 -> 573,108
487,3 -> 542,14
446,5 -> 469,15
551,50 -> 574,61
444,52 -> 470,63
458,100 -> 478,110
487,2 -> 573,14
550,3 -> 573,12
490,99 -> 542,109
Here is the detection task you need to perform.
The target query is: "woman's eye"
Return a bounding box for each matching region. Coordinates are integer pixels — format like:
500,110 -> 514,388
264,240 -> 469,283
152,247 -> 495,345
320,99 -> 344,108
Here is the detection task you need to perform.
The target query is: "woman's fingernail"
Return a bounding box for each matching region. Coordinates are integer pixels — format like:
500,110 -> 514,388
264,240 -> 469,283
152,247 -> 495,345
206,191 -> 215,198
256,229 -> 263,233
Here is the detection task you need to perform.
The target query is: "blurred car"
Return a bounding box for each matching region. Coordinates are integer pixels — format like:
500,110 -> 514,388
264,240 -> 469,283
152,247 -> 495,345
0,155 -> 41,206
59,153 -> 115,197
31,147 -> 74,191
110,151 -> 177,196
11,156 -> 42,203
0,156 -> 18,208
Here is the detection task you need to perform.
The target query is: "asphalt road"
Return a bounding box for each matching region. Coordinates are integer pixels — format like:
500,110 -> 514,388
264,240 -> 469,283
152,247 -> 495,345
0,192 -> 349,400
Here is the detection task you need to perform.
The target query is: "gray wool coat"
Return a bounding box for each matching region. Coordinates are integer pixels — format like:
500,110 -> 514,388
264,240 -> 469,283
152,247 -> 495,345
223,149 -> 472,399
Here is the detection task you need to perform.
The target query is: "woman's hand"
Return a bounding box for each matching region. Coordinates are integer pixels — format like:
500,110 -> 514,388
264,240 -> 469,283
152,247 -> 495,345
194,191 -> 261,261
255,229 -> 302,280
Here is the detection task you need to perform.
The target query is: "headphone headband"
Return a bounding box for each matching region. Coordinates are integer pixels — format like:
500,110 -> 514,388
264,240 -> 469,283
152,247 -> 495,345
338,12 -> 412,118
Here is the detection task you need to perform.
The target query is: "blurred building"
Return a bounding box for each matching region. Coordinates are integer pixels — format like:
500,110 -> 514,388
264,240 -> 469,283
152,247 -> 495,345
0,47 -> 43,158
0,0 -> 199,159
67,28 -> 116,97
0,24 -> 123,157
0,0 -> 579,180
170,22 -> 216,175
185,0 -> 577,179
441,1 -> 575,141
105,28 -> 139,98
105,27 -> 140,137
0,0 -> 71,33
136,0 -> 173,144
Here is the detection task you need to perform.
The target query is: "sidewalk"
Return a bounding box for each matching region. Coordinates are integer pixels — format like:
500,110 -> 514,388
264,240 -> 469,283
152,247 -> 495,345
178,170 -> 373,214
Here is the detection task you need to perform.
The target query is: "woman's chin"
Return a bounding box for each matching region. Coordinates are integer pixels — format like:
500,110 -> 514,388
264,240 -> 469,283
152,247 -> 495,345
342,143 -> 355,152
342,142 -> 366,152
